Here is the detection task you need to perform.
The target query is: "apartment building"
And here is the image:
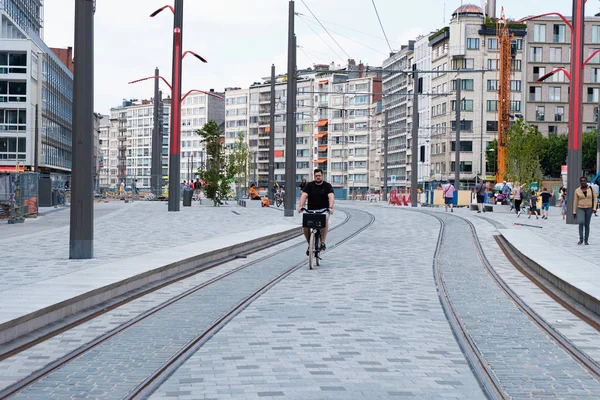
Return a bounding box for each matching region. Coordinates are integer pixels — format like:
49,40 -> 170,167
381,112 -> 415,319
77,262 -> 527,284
0,0 -> 74,177
368,102 -> 384,191
224,87 -> 249,151
524,15 -> 600,135
428,4 -> 526,184
414,35 -> 433,189
382,41 -> 414,189
327,75 -> 382,196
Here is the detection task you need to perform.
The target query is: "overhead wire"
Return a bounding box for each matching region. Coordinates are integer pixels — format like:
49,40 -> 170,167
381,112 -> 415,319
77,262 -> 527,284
297,45 -> 317,66
299,0 -> 352,59
298,15 -> 388,56
297,16 -> 345,61
370,0 -> 393,53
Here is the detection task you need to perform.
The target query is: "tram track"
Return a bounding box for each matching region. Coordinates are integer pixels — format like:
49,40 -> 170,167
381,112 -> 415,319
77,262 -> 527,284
0,209 -> 375,400
427,211 -> 600,400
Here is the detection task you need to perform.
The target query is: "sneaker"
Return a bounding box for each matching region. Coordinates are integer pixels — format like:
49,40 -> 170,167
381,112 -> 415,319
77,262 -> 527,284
477,211 -> 481,214
320,243 -> 327,251
306,247 -> 310,256
451,208 -> 453,213
578,241 -> 583,245
585,241 -> 589,246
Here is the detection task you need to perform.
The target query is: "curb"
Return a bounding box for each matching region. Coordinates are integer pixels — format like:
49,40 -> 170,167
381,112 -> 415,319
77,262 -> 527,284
0,226 -> 301,347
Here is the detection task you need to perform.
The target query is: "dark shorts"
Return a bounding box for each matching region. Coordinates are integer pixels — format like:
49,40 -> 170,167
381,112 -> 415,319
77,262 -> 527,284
476,195 -> 485,204
541,202 -> 549,211
444,197 -> 453,205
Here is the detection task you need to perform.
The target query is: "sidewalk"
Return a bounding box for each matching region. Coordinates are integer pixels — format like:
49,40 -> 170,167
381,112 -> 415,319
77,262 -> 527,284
0,201 -> 306,345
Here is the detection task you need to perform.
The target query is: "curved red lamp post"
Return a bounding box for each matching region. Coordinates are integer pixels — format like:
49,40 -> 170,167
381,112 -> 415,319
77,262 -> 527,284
519,0 -> 587,225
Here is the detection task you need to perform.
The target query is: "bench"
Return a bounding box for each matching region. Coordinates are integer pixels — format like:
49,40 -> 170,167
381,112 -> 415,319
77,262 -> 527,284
238,199 -> 263,208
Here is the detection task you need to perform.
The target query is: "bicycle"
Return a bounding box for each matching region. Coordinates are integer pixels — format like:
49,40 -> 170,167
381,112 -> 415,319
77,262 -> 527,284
301,208 -> 327,269
274,190 -> 284,208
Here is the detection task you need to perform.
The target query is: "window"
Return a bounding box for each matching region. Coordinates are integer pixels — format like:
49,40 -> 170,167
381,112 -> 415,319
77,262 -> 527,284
511,60 -> 522,71
451,79 -> 474,91
533,66 -> 546,81
450,161 -> 473,173
0,109 -> 26,131
553,24 -> 566,43
530,47 -> 543,62
536,106 -> 545,121
0,137 -> 26,160
0,80 -> 26,102
487,59 -> 499,70
451,141 -> 473,152
450,120 -> 473,131
592,68 -> 600,83
487,100 -> 498,111
451,99 -> 474,111
555,106 -> 564,121
534,24 -> 546,42
552,68 -> 567,82
588,87 -> 599,102
488,38 -> 499,49
588,48 -> 600,64
486,121 -> 498,132
549,87 -> 561,102
467,38 -> 480,49
549,47 -> 562,62
510,101 -> 521,112
452,58 -> 474,69
0,52 -> 27,74
593,26 -> 600,43
487,80 -> 499,91
511,80 -> 522,92
549,125 -> 558,134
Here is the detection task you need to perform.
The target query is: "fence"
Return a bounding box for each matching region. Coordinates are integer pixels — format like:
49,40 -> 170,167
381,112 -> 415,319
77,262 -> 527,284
0,172 -> 39,223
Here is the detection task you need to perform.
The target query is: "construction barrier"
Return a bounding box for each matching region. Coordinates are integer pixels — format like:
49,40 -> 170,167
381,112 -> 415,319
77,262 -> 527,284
0,172 -> 39,223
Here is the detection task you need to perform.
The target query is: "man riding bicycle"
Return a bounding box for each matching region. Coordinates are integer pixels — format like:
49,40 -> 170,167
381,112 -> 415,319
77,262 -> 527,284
297,169 -> 335,251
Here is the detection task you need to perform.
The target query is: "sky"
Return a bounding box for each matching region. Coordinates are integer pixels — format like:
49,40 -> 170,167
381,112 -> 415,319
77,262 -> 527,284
42,0 -> 598,114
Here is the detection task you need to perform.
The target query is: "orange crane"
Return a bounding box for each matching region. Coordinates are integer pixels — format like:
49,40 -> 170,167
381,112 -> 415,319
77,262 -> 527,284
496,8 -> 514,183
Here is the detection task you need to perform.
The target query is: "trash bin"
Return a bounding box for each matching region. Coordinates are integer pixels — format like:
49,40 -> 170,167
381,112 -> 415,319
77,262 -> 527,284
182,187 -> 193,207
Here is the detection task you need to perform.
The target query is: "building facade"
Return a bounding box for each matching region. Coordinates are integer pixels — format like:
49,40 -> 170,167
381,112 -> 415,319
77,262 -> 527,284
0,0 -> 74,177
428,4 -> 526,185
523,15 -> 600,136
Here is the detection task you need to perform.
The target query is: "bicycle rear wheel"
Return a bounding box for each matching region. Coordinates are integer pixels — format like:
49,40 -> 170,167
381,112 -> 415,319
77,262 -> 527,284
276,198 -> 282,207
308,231 -> 315,269
315,230 -> 321,266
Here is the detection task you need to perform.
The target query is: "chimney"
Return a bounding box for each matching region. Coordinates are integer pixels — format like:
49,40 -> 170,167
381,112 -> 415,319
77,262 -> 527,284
486,0 -> 496,19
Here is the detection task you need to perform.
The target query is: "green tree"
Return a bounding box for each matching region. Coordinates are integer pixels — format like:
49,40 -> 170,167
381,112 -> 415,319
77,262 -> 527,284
228,132 -> 252,199
505,119 -> 544,186
195,121 -> 235,206
485,140 -> 498,178
582,130 -> 598,174
540,133 -> 568,178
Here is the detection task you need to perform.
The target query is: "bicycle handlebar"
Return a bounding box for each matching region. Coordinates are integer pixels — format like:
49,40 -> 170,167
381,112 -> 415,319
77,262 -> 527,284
300,208 -> 328,214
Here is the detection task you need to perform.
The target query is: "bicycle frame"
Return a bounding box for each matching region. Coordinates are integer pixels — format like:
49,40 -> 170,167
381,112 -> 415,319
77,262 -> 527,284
301,208 -> 327,269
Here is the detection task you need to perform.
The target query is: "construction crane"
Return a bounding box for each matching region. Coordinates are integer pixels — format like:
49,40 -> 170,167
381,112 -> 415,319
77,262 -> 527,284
496,8 -> 515,183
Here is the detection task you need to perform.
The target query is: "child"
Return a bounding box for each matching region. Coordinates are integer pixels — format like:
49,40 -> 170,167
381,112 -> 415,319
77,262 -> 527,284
528,190 -> 540,219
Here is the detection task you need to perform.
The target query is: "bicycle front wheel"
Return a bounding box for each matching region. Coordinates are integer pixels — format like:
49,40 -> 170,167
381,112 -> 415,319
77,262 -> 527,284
308,231 -> 315,269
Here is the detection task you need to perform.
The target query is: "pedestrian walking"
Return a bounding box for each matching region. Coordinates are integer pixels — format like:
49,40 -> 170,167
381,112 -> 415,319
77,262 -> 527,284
474,179 -> 486,213
502,181 -> 511,207
442,181 -> 455,212
528,190 -> 540,219
559,187 -> 568,220
513,182 -> 523,216
540,187 -> 552,219
119,180 -> 125,200
573,176 -> 598,245
194,178 -> 202,200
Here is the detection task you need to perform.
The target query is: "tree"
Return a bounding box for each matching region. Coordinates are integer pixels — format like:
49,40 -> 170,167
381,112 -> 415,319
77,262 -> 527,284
582,130 -> 598,174
540,133 -> 568,178
505,119 -> 544,186
195,121 -> 235,206
228,132 -> 252,199
485,140 -> 498,178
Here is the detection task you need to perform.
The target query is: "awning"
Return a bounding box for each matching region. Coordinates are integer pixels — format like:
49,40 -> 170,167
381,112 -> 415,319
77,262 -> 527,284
316,158 -> 328,164
316,120 -> 328,127
318,145 -> 328,151
264,126 -> 270,133
0,166 -> 24,172
318,80 -> 329,84
314,132 -> 328,139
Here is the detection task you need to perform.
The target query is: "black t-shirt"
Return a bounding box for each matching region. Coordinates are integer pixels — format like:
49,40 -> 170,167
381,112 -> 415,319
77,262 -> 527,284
541,192 -> 552,203
303,181 -> 334,210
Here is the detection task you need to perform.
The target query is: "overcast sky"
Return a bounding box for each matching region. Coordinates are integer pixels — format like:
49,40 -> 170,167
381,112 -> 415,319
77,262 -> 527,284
43,0 -> 597,114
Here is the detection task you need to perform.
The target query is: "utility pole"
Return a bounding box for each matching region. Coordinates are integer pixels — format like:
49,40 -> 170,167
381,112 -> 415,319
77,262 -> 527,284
455,78 -> 462,200
383,110 -> 389,202
269,64 -> 276,199
410,70 -> 419,207
69,0 -> 94,259
151,67 -> 161,196
167,0 -> 184,211
284,0 -> 296,217
566,0 -> 585,225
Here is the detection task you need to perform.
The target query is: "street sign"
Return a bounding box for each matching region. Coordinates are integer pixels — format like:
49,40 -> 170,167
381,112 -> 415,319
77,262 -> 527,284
391,175 -> 396,183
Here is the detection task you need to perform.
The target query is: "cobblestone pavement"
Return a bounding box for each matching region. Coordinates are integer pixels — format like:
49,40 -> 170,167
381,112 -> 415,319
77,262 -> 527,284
0,211 -> 347,391
0,202 -> 301,293
150,206 -> 485,400
7,210 -> 370,399
431,210 -> 600,399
